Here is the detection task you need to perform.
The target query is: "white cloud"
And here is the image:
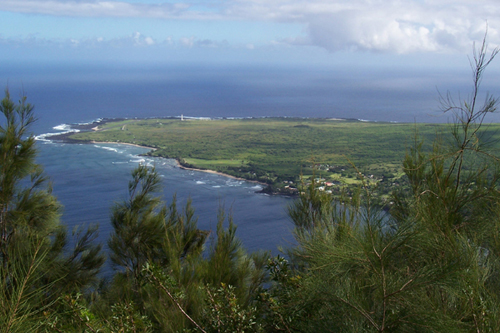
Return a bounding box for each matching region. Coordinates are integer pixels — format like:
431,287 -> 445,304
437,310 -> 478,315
195,39 -> 218,48
177,37 -> 224,48
131,31 -> 156,46
0,32 -> 159,50
164,36 -> 173,45
2,0 -> 500,53
245,0 -> 500,54
179,36 -> 195,48
0,0 -> 194,18
0,33 -> 230,52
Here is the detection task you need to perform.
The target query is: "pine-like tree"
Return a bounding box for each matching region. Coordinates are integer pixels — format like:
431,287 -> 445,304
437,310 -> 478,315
105,165 -> 268,332
277,34 -> 500,332
0,90 -> 104,332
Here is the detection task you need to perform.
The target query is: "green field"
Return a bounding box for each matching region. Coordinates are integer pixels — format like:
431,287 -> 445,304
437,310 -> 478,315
67,117 -> 500,196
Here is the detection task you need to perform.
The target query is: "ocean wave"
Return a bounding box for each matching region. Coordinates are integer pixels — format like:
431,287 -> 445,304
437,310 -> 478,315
128,158 -> 154,167
226,180 -> 243,187
34,133 -> 56,142
35,129 -> 81,142
34,123 -> 82,142
76,118 -> 102,126
181,116 -> 212,120
196,181 -> 206,185
53,124 -> 72,131
37,120 -> 103,143
96,146 -> 119,153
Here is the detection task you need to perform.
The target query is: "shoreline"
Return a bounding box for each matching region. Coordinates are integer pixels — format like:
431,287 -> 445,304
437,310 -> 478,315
85,140 -> 268,187
39,117 -> 303,196
39,122 -> 269,188
89,140 -> 158,150
173,159 -> 267,186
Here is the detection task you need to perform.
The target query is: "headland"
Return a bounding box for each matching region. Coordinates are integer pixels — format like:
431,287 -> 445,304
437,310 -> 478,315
41,116 -> 478,199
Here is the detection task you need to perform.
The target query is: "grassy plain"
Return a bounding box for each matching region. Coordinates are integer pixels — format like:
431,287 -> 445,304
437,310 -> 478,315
67,117 -> 500,196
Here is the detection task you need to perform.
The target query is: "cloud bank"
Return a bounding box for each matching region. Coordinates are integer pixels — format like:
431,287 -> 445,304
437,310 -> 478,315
0,32 -> 227,51
1,0 -> 499,54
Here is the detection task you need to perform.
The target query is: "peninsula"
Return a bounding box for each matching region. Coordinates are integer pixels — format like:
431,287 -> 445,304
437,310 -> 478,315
52,117 -> 496,199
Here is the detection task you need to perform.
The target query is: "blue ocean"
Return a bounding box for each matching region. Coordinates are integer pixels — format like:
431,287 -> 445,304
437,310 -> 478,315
3,63 -> 500,260
36,141 -> 294,257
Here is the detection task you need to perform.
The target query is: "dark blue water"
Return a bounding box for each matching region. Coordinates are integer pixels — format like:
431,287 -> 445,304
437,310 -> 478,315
7,63 -> 500,135
3,63 -> 500,260
37,141 -> 294,257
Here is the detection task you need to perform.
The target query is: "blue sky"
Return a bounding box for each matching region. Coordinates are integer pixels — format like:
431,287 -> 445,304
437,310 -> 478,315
1,0 -> 500,68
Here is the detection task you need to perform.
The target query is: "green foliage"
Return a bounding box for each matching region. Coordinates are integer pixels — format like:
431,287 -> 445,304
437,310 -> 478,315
203,208 -> 268,306
108,164 -> 167,281
103,165 -> 267,332
259,256 -> 302,332
162,195 -> 208,275
109,301 -> 153,333
0,236 -> 56,333
277,34 -> 500,333
68,116 -> 454,196
0,90 -> 104,332
203,283 -> 261,333
0,91 -> 104,332
287,178 -> 337,231
0,89 -> 58,266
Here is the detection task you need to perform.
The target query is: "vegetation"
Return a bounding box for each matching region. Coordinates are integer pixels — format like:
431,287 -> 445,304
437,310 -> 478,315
3,37 -> 500,332
67,116 -> 463,198
275,37 -> 500,332
0,90 -> 104,332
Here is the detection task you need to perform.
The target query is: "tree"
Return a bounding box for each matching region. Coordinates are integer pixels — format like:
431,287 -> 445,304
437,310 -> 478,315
0,90 -> 104,332
0,89 -> 54,268
278,34 -> 500,332
105,165 -> 269,332
108,164 -> 168,283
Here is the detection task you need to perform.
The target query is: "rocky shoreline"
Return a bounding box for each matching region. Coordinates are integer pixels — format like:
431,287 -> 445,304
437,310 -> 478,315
41,118 -> 298,197
42,118 -> 125,143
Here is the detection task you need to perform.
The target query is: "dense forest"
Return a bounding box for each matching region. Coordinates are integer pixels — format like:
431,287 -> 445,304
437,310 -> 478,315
2,41 -> 500,332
